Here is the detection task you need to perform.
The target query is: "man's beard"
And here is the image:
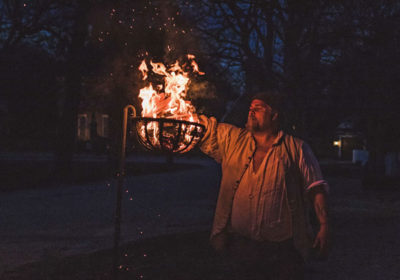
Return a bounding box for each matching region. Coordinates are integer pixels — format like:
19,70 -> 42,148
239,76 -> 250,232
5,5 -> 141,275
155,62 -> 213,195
245,118 -> 261,132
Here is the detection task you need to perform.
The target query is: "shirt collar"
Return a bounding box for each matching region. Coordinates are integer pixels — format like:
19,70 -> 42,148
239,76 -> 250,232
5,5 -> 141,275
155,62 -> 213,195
247,130 -> 285,151
272,130 -> 285,146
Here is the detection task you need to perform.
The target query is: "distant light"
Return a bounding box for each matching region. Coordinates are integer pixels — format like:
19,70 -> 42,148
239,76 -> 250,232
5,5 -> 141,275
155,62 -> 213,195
333,140 -> 340,147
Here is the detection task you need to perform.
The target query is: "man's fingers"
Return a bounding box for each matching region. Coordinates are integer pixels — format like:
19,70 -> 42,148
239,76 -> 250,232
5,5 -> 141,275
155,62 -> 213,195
313,237 -> 320,248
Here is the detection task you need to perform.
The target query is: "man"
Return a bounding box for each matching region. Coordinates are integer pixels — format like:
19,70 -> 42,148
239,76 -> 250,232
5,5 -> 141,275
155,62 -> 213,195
198,91 -> 329,279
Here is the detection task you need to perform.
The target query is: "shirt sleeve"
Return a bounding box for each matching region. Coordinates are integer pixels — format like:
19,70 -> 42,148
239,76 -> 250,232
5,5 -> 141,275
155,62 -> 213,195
298,142 -> 329,193
198,115 -> 241,163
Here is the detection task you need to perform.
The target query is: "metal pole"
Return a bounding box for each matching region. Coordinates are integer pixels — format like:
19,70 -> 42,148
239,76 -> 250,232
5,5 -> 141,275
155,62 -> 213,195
113,105 -> 136,278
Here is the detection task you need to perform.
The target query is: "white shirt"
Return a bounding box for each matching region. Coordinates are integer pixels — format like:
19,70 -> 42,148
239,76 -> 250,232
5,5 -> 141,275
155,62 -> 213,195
231,146 -> 293,242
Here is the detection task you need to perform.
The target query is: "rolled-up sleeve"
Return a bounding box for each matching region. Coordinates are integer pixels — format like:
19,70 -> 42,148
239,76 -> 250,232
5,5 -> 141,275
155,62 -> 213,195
199,115 -> 222,163
198,115 -> 241,163
298,142 -> 329,193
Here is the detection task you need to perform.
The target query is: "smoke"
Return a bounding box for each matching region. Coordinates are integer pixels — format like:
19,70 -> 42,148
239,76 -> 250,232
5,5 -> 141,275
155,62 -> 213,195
188,80 -> 216,99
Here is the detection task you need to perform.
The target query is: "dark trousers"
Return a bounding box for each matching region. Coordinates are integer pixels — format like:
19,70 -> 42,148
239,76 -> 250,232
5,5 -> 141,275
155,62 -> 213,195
220,234 -> 304,280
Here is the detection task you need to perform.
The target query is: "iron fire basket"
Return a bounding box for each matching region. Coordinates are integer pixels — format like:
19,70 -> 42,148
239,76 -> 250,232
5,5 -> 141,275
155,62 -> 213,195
132,117 -> 206,154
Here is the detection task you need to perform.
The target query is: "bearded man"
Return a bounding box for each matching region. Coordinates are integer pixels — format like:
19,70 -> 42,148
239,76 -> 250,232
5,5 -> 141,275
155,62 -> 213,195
198,91 -> 329,280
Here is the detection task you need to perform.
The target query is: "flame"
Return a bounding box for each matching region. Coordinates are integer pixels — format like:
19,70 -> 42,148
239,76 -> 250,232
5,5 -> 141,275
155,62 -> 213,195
138,60 -> 148,80
138,56 -> 203,122
187,54 -> 205,75
137,55 -> 205,151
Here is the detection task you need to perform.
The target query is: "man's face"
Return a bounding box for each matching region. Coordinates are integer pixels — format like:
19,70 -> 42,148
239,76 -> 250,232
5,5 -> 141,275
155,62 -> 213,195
245,99 -> 277,132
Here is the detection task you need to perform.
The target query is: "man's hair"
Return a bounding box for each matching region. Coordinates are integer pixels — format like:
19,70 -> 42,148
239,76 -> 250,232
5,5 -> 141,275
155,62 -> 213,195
250,89 -> 282,112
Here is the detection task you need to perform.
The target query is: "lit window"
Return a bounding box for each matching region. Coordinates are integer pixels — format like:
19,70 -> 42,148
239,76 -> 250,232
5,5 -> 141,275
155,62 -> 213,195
78,114 -> 88,140
102,114 -> 109,137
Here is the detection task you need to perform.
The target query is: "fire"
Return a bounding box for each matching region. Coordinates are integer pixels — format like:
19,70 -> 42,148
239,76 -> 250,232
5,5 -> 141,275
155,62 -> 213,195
136,54 -> 205,152
138,60 -> 148,80
138,54 -> 203,121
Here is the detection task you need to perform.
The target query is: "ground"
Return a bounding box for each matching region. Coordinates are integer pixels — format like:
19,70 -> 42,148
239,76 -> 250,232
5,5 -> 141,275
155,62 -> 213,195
1,154 -> 399,279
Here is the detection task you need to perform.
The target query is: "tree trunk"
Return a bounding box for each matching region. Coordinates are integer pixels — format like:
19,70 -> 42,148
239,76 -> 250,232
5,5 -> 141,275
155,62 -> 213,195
54,5 -> 88,177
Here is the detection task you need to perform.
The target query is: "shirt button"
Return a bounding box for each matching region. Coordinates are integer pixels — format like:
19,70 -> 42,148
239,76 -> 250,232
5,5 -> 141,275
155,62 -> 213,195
249,194 -> 254,199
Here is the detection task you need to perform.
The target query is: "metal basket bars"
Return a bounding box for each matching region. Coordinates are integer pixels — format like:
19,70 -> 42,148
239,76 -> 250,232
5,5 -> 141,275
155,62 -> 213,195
133,117 -> 205,153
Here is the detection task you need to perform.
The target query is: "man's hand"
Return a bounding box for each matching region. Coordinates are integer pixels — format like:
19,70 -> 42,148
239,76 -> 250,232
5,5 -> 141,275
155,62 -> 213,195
313,224 -> 330,258
310,187 -> 330,258
210,231 -> 228,253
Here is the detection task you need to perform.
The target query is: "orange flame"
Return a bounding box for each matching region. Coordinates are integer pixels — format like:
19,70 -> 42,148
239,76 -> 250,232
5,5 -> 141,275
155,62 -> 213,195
137,56 -> 205,150
138,56 -> 204,122
138,60 -> 148,80
187,54 -> 205,75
